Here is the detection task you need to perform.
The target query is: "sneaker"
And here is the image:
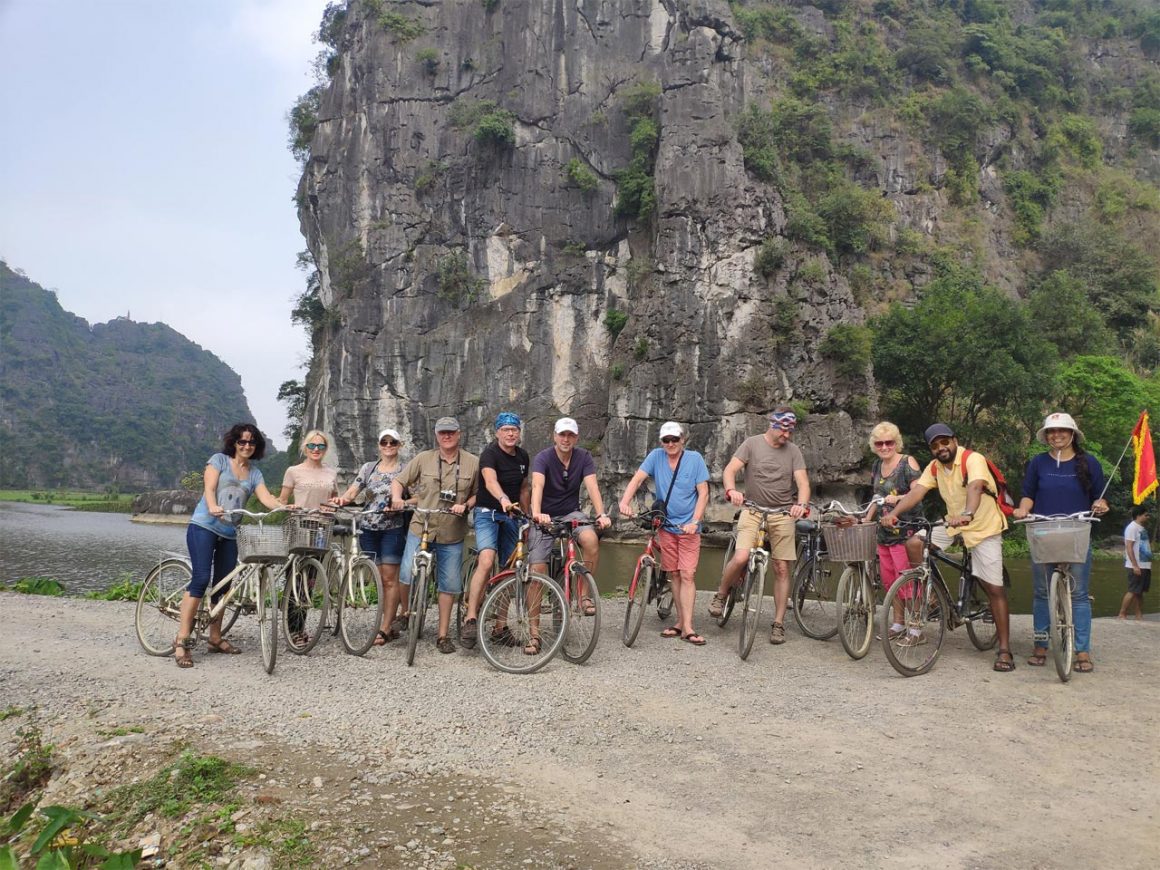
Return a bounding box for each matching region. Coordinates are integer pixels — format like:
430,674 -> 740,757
708,593 -> 729,618
436,636 -> 456,654
769,621 -> 787,645
460,617 -> 478,650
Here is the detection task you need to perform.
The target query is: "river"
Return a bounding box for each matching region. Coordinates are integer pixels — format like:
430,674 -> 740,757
1,502 -> 1156,617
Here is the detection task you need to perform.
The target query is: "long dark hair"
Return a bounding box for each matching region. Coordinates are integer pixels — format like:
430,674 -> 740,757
1073,441 -> 1092,499
222,423 -> 267,460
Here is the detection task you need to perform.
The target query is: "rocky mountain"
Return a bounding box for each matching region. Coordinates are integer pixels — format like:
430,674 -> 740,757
291,0 -> 1160,515
0,262 -> 257,489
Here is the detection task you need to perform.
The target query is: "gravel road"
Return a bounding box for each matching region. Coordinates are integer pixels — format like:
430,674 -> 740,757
1,592 -> 1157,868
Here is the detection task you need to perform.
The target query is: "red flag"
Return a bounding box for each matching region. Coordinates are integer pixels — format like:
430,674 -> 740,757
1132,411 -> 1158,504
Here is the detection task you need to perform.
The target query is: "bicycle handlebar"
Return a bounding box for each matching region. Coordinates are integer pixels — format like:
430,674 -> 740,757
1014,512 -> 1100,524
741,501 -> 803,516
224,508 -> 289,520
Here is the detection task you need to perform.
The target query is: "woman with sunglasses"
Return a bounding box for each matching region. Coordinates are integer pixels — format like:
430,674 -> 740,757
334,428 -> 408,645
174,423 -> 286,668
279,429 -> 338,508
863,422 -> 924,640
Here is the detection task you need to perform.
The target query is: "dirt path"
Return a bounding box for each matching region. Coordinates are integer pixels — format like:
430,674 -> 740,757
1,593 -> 1157,868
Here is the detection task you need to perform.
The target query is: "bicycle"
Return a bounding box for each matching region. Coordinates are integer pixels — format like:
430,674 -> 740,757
403,507 -> 457,666
476,512 -> 569,673
790,512 -> 838,641
134,508 -> 288,674
322,506 -> 386,656
541,516 -> 603,664
879,520 -> 1009,677
280,510 -> 333,655
622,508 -> 675,647
726,502 -> 797,660
824,498 -> 885,661
1016,512 -> 1098,683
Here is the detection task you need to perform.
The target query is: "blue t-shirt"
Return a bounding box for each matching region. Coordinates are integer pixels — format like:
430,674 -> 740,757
1020,452 -> 1105,516
190,453 -> 265,538
639,448 -> 711,531
532,447 -> 597,517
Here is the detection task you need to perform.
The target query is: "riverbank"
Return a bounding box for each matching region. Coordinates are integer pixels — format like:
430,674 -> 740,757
1,593 -> 1156,868
0,489 -> 133,512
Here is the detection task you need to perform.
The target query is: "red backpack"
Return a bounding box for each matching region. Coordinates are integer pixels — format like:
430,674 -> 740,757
928,448 -> 1016,517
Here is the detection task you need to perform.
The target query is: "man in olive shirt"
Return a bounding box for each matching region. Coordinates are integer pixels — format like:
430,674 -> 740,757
391,416 -> 479,654
710,408 -> 810,645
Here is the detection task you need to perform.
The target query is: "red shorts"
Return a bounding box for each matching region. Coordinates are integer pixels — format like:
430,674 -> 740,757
658,530 -> 702,574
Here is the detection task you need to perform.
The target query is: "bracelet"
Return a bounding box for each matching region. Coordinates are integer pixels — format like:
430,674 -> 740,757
724,488 -> 735,498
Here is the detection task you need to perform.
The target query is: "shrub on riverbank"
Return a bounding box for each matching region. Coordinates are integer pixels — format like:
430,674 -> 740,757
0,490 -> 134,513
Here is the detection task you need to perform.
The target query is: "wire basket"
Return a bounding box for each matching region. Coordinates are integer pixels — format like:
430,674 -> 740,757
287,513 -> 334,554
1026,519 -> 1092,565
821,522 -> 878,562
236,523 -> 290,563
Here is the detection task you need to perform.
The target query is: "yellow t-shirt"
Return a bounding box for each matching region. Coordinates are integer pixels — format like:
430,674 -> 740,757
915,447 -> 1007,548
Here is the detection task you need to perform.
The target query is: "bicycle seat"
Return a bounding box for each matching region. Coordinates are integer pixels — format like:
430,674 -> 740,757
796,520 -> 819,534
331,522 -> 352,536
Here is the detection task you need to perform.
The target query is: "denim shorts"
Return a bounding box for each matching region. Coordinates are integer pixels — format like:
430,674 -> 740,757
359,527 -> 406,565
472,507 -> 520,566
399,532 -> 465,595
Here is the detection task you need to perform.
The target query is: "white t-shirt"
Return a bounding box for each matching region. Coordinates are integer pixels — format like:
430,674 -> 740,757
1124,520 -> 1152,569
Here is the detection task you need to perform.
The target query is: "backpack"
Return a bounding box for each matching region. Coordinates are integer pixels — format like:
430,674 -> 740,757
928,448 -> 1016,517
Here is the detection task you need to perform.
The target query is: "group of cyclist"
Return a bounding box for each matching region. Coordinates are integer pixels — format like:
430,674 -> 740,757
177,404 -> 1110,673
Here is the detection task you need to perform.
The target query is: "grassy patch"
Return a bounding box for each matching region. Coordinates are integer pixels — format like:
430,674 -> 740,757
0,490 -> 134,512
235,817 -> 317,866
84,575 -> 143,601
0,727 -> 55,813
105,751 -> 254,829
0,578 -> 67,596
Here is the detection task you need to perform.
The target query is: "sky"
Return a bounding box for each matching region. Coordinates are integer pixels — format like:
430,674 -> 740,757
0,0 -> 332,449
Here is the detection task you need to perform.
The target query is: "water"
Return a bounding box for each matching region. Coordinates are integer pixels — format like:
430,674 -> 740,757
1,502 -> 1155,616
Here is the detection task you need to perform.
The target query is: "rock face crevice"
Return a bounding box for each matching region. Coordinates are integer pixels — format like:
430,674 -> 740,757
299,0 -> 872,514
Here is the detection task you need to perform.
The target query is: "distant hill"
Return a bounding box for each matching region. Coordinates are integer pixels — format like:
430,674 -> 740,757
0,261 -> 259,490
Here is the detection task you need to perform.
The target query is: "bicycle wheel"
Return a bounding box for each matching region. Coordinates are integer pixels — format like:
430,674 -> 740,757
716,534 -> 738,627
837,564 -> 875,660
561,566 -> 600,664
257,566 -> 279,675
881,569 -> 947,677
282,557 -> 328,655
405,563 -> 430,666
479,572 -> 567,674
338,558 -> 383,656
1049,570 -> 1075,683
964,573 -> 1000,651
135,559 -> 191,656
738,558 -> 766,661
655,573 -> 674,621
791,554 -> 839,640
622,558 -> 652,647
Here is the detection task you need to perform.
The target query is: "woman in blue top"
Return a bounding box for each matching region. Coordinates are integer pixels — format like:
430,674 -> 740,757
1012,412 -> 1108,673
174,423 -> 286,668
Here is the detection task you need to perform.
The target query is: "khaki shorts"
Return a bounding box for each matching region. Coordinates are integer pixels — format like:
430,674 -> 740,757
734,510 -> 797,561
931,527 -> 1004,587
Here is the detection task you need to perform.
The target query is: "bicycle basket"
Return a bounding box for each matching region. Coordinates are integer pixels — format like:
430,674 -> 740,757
821,522 -> 877,562
286,513 -> 334,554
1025,519 -> 1091,565
236,523 -> 290,563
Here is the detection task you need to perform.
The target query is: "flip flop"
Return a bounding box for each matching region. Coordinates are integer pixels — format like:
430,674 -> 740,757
1027,652 -> 1047,666
581,596 -> 597,616
993,649 -> 1015,672
206,639 -> 241,655
1074,656 -> 1094,673
660,626 -> 682,638
681,632 -> 706,646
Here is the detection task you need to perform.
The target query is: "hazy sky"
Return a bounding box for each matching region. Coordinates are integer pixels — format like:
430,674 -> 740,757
0,0 -> 332,449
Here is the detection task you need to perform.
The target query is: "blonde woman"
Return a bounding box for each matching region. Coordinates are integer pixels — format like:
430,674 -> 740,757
279,430 -> 339,508
863,422 -> 924,639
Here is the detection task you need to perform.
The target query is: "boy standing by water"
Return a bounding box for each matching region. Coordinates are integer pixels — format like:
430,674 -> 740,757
1119,505 -> 1151,620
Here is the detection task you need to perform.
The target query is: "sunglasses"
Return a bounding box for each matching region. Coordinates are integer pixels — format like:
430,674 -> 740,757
379,439 -> 400,447
236,439 -> 256,446
304,442 -> 327,451
929,437 -> 954,449
873,440 -> 895,448
661,436 -> 681,444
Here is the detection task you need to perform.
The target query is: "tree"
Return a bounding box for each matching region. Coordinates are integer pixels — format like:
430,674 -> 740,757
278,379 -> 306,451
1026,270 -> 1115,359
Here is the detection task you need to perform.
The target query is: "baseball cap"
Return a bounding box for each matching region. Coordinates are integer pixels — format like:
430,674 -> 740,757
377,428 -> 402,443
434,416 -> 460,432
924,423 -> 955,444
554,417 -> 579,435
659,421 -> 683,440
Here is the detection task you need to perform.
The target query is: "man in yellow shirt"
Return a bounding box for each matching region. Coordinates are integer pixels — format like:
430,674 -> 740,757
881,423 -> 1014,672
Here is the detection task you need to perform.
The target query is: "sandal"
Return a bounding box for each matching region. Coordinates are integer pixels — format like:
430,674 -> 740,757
769,621 -> 786,645
460,617 -> 478,650
681,632 -> 707,646
708,593 -> 728,618
581,596 -> 597,617
660,626 -> 682,638
373,628 -> 399,646
1074,655 -> 1094,673
174,636 -> 194,669
523,636 -> 542,655
436,636 -> 456,654
993,649 -> 1016,672
1027,648 -> 1048,667
206,638 -> 241,655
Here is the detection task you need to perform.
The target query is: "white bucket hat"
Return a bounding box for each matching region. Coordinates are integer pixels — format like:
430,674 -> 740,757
1036,412 -> 1083,444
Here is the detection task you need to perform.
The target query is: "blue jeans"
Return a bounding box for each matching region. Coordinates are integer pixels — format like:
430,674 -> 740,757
472,508 -> 520,567
1031,546 -> 1092,654
399,532 -> 464,595
186,522 -> 237,601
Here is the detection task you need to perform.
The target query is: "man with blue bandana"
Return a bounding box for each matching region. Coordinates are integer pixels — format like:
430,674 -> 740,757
710,406 -> 810,645
460,412 -> 530,649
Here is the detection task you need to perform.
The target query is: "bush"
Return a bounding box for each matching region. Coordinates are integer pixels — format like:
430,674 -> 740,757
1129,108 -> 1160,147
604,309 -> 628,338
449,99 -> 517,148
566,158 -> 599,192
377,10 -> 425,42
754,238 -> 788,278
437,251 -> 484,306
1004,169 -> 1061,246
415,47 -> 439,74
633,337 -> 649,360
820,323 -> 872,379
414,160 -> 446,191
287,87 -> 323,163
614,80 -> 661,221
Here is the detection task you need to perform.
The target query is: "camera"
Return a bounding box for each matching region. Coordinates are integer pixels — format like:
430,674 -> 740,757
438,489 -> 457,503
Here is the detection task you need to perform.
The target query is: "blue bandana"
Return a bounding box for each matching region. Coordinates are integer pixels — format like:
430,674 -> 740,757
769,411 -> 797,432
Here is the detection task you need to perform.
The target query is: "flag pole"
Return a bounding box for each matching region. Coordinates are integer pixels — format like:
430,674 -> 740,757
1097,430 -> 1136,501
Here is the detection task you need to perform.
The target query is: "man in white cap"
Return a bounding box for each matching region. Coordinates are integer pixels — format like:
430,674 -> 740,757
528,418 -> 612,632
618,422 -> 711,644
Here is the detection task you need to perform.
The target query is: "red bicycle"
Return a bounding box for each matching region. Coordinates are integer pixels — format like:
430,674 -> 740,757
540,516 -> 602,664
622,509 -> 675,647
